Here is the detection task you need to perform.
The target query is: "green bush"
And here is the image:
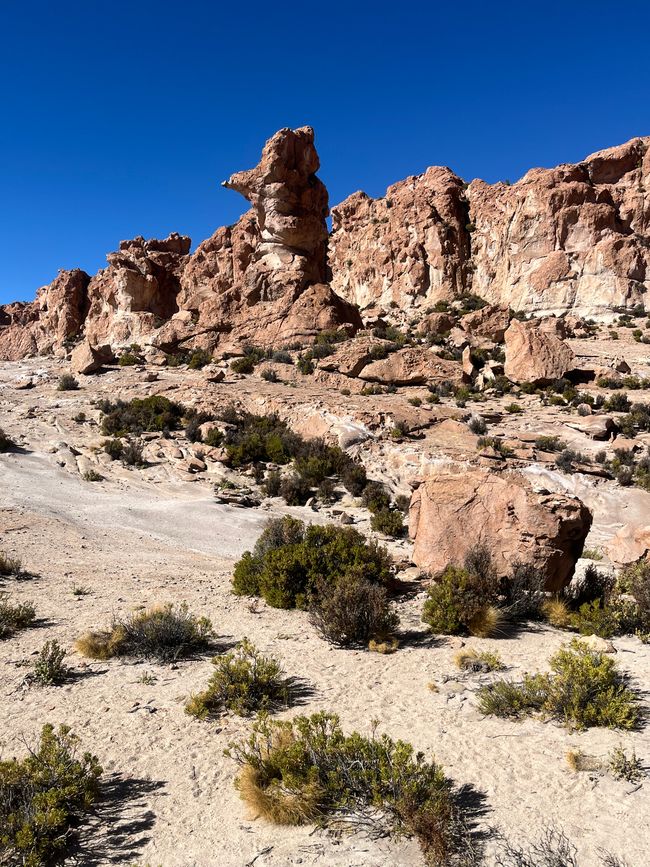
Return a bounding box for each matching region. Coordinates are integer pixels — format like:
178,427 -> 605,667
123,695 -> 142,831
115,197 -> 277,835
534,435 -> 566,452
227,712 -> 476,866
186,639 -> 290,718
118,352 -> 139,367
57,374 -> 78,391
31,640 -> 69,686
279,473 -> 311,506
0,724 -> 102,866
99,395 -> 186,435
370,508 -> 405,537
422,565 -> 499,637
361,481 -> 391,513
309,571 -> 399,646
188,348 -> 213,369
121,438 -> 145,467
75,602 -> 214,661
0,593 -> 36,640
0,427 -> 15,453
103,437 -> 123,460
232,517 -> 393,609
478,640 -> 643,730
296,353 -> 315,374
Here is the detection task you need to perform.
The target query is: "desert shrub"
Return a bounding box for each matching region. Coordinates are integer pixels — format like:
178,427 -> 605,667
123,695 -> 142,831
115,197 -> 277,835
222,411 -> 301,466
455,648 -> 503,673
31,640 -> 69,686
316,478 -> 337,503
534,435 -> 566,453
361,481 -> 391,512
422,566 -> 500,637
617,402 -> 650,437
231,356 -> 256,374
0,427 -> 15,453
100,395 -> 186,435
185,639 -> 290,718
570,600 -> 622,639
505,402 -> 523,414
604,391 -> 631,412
82,469 -> 103,482
103,437 -> 123,460
476,436 -> 514,458
188,348 -> 212,369
57,374 -> 78,391
390,420 -> 410,438
204,427 -> 224,448
0,724 -> 102,866
75,602 -> 213,661
121,438 -> 145,467
296,353 -> 315,374
607,746 -> 645,782
477,640 -> 642,730
309,572 -> 399,646
279,473 -> 311,506
501,561 -> 546,620
495,826 -> 578,867
118,352 -> 139,367
185,411 -> 213,443
0,551 -> 21,577
270,349 -> 293,364
232,517 -> 393,609
0,594 -> 36,639
468,416 -> 487,435
339,461 -> 367,495
261,368 -> 279,382
394,494 -> 411,513
555,449 -> 588,473
408,396 -> 422,407
261,469 -> 282,497
370,508 -> 405,537
227,712 -> 476,866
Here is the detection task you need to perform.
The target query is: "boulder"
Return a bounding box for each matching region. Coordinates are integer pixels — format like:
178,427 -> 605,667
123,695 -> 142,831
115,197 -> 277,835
409,464 -> 592,591
606,525 -> 650,565
504,319 -> 576,384
460,305 -> 510,342
319,337 -> 392,378
418,312 -> 455,336
359,347 -> 466,387
71,341 -> 114,374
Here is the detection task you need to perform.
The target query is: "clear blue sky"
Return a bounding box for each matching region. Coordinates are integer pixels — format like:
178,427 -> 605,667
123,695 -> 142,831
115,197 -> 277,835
1,0 -> 649,304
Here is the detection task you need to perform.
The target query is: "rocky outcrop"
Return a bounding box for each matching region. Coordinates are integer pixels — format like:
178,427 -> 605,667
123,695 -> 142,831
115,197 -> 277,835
0,269 -> 90,360
330,136 -> 650,318
409,464 -> 592,591
70,340 -> 114,374
175,126 -> 361,349
329,167 -> 470,312
503,318 -> 576,384
83,233 -> 190,347
460,305 -> 510,343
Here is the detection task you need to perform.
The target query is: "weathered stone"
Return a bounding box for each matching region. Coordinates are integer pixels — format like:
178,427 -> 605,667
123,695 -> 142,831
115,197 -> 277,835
409,464 -> 592,591
504,319 -> 576,384
71,341 -> 114,375
359,347 -> 466,386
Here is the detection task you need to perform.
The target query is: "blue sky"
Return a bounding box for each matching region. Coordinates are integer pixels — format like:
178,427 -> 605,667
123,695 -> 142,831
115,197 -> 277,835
1,0 -> 649,304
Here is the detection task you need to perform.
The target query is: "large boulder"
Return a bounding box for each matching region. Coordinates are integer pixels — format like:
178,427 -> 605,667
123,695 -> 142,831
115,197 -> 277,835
359,346 -> 466,387
460,305 -> 510,343
71,340 -> 114,374
504,318 -> 576,384
409,464 -> 592,591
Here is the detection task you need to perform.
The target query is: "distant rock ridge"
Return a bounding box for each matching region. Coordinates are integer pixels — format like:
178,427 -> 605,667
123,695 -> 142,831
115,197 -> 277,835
1,130 -> 648,361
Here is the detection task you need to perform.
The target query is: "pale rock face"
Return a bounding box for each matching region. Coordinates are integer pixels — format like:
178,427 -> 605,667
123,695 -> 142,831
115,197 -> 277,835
329,167 -> 470,312
84,234 -> 190,348
359,346 -> 466,386
503,318 -> 576,384
409,464 -> 592,591
330,136 -> 650,318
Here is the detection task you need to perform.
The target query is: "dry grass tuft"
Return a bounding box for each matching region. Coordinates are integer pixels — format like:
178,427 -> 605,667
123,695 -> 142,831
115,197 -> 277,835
468,605 -> 503,638
74,627 -> 126,660
566,750 -> 601,773
455,647 -> 504,672
543,597 -> 572,628
368,637 -> 400,654
236,763 -> 323,825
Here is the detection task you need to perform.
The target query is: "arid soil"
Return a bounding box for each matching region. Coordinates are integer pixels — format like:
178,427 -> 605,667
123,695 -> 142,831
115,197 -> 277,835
1,333 -> 650,866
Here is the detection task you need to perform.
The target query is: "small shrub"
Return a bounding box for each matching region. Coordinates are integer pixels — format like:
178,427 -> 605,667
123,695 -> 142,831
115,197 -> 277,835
0,724 -> 101,866
100,395 -> 186,435
118,352 -> 139,367
261,469 -> 282,497
370,508 -> 405,537
0,551 -> 21,576
188,348 -> 212,369
185,639 -> 290,718
468,416 -> 487,435
227,712 -> 475,866
296,353 -> 315,375
607,745 -> 645,782
75,603 -> 214,661
32,640 -> 69,686
408,396 -> 422,407
261,368 -> 279,383
454,648 -> 503,672
271,349 -> 293,364
478,640 -> 643,730
422,565 -> 500,637
82,469 -> 103,482
339,461 -> 367,496
534,435 -> 566,453
279,473 -> 311,506
0,427 -> 16,453
542,597 -> 572,628
204,427 -> 224,448
309,572 -> 399,647
103,437 -> 123,460
57,373 -> 78,391
495,826 -> 578,867
232,518 -> 393,610
505,402 -> 523,414
231,355 -> 256,374
555,449 -> 588,473
0,593 -> 36,639
121,438 -> 145,467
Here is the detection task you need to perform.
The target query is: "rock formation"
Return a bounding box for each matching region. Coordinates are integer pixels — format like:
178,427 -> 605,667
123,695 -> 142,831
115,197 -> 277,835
409,465 -> 593,591
330,136 -> 649,318
503,318 -> 576,384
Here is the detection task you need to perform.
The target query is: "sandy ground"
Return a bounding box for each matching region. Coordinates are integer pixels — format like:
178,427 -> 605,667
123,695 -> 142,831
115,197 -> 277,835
1,355 -> 650,866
